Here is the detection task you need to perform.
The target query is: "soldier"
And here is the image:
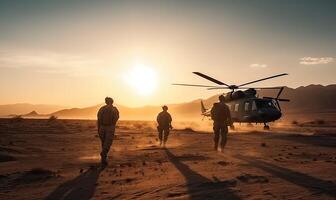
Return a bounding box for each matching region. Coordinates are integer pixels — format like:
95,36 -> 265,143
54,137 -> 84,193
156,105 -> 172,147
210,95 -> 232,152
97,97 -> 119,166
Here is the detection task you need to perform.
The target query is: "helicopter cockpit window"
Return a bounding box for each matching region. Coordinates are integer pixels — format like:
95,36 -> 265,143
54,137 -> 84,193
256,99 -> 276,108
252,101 -> 257,111
234,104 -> 239,112
244,102 -> 249,111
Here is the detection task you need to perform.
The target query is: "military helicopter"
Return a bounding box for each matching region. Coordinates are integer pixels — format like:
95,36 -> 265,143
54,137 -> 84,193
173,72 -> 290,130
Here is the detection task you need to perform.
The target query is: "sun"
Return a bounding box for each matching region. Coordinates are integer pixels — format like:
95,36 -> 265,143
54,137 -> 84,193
124,65 -> 158,96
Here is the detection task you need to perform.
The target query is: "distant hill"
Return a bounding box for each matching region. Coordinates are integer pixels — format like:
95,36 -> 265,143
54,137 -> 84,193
2,84 -> 336,121
0,103 -> 66,116
258,84 -> 336,113
23,111 -> 40,117
50,104 -> 165,120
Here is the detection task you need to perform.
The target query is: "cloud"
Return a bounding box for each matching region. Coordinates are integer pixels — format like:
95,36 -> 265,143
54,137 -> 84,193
0,50 -> 105,77
300,57 -> 334,65
250,63 -> 268,68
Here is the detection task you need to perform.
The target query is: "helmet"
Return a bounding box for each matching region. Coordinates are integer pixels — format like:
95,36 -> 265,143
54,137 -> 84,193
218,95 -> 225,102
105,97 -> 114,105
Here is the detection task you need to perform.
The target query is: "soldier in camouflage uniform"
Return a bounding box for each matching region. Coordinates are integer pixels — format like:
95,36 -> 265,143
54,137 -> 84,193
156,105 -> 172,147
211,95 -> 232,152
97,97 -> 119,166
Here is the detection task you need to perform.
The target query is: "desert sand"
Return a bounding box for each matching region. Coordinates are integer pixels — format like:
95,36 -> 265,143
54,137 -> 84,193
0,119 -> 335,200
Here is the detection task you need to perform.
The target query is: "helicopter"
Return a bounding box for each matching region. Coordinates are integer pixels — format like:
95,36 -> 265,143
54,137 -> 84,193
173,72 -> 290,130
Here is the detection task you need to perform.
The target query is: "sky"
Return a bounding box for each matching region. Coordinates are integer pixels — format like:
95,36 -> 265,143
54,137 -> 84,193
0,0 -> 335,107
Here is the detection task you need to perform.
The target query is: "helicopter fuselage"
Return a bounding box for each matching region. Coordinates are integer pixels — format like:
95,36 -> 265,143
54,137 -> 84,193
226,97 -> 281,123
202,97 -> 282,124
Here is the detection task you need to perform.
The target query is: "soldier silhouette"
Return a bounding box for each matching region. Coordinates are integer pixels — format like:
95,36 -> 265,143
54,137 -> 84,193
156,105 -> 172,147
97,97 -> 119,167
210,95 -> 232,152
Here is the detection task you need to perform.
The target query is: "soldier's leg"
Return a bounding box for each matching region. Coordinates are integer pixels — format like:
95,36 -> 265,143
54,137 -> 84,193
101,127 -> 114,164
103,130 -> 114,156
98,128 -> 105,149
99,127 -> 106,161
158,127 -> 163,145
163,129 -> 170,146
220,126 -> 228,150
213,124 -> 220,150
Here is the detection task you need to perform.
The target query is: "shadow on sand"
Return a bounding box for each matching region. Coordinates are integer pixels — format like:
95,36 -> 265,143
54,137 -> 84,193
272,134 -> 336,148
164,148 -> 240,200
44,167 -> 102,200
236,155 -> 336,198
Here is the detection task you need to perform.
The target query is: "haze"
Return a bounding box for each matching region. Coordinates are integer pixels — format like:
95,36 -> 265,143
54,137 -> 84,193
0,0 -> 335,107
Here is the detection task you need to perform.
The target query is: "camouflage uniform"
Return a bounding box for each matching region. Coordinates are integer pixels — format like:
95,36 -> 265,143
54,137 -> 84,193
211,102 -> 232,151
97,105 -> 119,164
157,111 -> 172,146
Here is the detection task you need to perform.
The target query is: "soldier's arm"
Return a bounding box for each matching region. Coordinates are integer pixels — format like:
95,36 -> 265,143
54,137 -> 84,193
97,108 -> 102,130
168,113 -> 173,129
210,106 -> 215,120
111,107 -> 119,125
168,113 -> 172,123
156,113 -> 160,124
115,107 -> 120,121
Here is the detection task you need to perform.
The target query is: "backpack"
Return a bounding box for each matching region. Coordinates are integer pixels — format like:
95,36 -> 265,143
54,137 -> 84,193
157,111 -> 172,128
211,103 -> 228,122
100,106 -> 115,126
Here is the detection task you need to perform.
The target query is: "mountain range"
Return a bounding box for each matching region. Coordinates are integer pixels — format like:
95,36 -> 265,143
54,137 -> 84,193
1,84 -> 336,121
0,103 -> 66,116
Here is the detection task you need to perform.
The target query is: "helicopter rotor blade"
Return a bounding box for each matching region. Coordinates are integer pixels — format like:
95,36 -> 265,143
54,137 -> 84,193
206,87 -> 231,90
193,72 -> 230,86
238,73 -> 288,87
277,98 -> 290,102
276,100 -> 281,111
207,86 -> 284,90
277,87 -> 284,99
232,87 -> 285,89
172,83 -> 216,88
263,97 -> 289,101
263,97 -> 282,111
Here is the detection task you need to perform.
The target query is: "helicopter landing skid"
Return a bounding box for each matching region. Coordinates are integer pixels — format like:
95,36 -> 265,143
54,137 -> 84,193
263,123 -> 270,130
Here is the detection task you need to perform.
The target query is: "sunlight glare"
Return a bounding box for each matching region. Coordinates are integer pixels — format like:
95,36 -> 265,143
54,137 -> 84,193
124,64 -> 158,96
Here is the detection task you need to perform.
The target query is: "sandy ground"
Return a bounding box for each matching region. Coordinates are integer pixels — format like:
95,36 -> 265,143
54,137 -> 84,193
0,119 -> 335,200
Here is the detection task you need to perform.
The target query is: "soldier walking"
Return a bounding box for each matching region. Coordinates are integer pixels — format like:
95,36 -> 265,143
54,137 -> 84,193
210,95 -> 232,152
97,97 -> 119,167
156,105 -> 172,147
